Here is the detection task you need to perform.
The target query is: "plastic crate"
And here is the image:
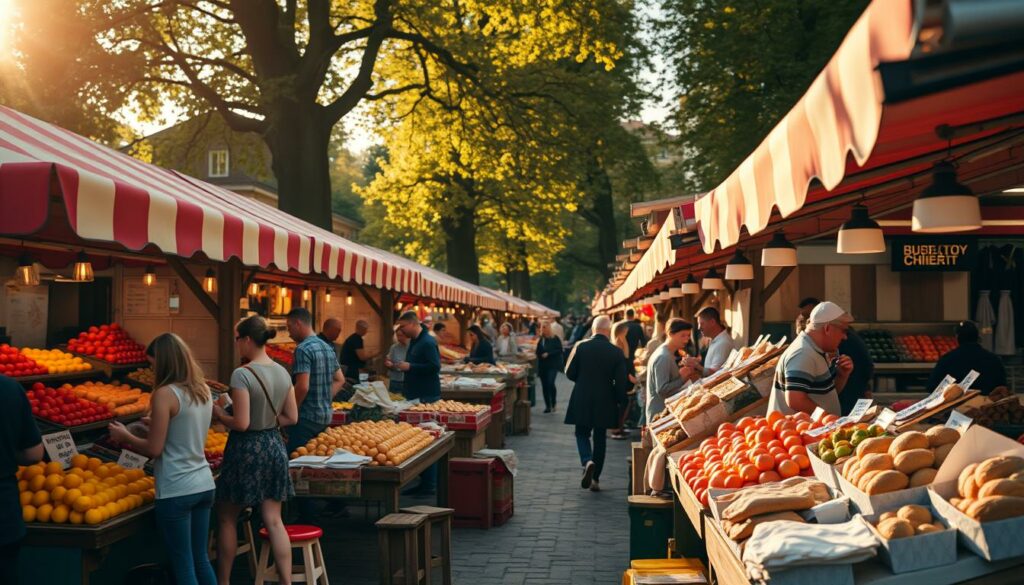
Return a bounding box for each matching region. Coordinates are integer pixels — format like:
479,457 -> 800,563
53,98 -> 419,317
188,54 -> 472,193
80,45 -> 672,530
449,457 -> 495,529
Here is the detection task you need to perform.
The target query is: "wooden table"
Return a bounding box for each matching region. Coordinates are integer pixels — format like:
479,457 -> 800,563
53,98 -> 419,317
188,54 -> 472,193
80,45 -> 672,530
293,431 -> 454,514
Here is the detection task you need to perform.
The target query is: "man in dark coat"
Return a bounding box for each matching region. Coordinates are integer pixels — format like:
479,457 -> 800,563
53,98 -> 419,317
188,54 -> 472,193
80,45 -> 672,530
396,311 -> 442,495
624,308 -> 647,360
564,315 -> 629,492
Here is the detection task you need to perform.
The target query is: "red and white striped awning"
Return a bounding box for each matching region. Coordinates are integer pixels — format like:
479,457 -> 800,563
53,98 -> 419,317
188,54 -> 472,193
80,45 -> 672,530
0,105 -> 504,309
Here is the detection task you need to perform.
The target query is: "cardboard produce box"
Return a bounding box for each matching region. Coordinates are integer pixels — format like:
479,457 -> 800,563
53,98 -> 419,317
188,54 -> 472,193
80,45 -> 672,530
807,449 -> 840,490
862,507 -> 957,574
835,469 -> 929,516
927,425 -> 1024,561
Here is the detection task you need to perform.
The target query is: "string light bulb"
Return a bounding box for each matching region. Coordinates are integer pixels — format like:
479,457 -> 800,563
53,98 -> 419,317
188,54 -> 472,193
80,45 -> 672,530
248,282 -> 260,296
346,291 -> 353,306
279,285 -> 288,298
143,265 -> 157,286
302,286 -> 311,302
203,268 -> 217,293
325,288 -> 332,303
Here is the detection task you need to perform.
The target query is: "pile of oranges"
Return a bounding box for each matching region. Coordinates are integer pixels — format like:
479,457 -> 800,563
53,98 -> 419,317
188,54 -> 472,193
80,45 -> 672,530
18,455 -> 156,525
19,348 -> 92,374
677,411 -> 825,506
68,381 -> 151,416
290,420 -> 433,467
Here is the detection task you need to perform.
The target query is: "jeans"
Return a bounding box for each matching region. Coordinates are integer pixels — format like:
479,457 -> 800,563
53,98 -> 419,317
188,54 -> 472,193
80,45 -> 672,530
539,367 -> 558,409
287,417 -> 328,521
574,426 -> 607,480
419,394 -> 441,490
154,489 -> 217,585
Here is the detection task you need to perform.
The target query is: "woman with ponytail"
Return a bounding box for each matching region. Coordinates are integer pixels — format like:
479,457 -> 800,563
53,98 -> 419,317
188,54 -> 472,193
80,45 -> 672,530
212,316 -> 298,585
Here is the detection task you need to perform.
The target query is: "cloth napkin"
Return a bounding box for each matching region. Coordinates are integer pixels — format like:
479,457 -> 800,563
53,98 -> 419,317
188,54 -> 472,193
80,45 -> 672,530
742,516 -> 877,581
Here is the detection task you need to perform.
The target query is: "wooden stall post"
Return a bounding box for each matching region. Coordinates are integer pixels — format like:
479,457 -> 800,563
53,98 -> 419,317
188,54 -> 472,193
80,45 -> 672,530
217,260 -> 243,382
380,289 -> 395,353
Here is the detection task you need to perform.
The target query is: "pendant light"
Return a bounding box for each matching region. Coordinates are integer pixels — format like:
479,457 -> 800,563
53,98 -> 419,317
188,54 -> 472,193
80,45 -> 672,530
681,273 -> 700,295
912,161 -> 981,233
16,255 -> 40,286
762,231 -> 798,267
72,252 -> 94,282
324,288 -> 332,303
702,268 -> 724,290
669,280 -> 684,298
301,286 -> 311,302
724,250 -> 753,280
837,203 -> 885,254
142,265 -> 157,286
658,287 -> 672,301
279,284 -> 288,298
202,268 -> 217,293
396,301 -> 404,310
347,291 -> 354,306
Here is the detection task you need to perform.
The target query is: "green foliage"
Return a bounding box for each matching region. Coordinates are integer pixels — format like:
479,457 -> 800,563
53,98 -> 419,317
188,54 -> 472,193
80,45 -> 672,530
657,0 -> 868,190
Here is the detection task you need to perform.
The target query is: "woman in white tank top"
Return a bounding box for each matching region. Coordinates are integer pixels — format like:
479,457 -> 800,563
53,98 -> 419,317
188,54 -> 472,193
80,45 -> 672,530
110,333 -> 216,585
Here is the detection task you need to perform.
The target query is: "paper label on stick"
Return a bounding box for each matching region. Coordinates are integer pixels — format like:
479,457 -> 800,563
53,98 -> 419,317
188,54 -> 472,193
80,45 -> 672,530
42,431 -> 77,468
847,399 -> 873,423
117,449 -> 148,469
946,410 -> 973,432
804,400 -> 872,439
875,408 -> 897,430
811,407 -> 826,422
897,375 -> 956,421
960,370 -> 980,390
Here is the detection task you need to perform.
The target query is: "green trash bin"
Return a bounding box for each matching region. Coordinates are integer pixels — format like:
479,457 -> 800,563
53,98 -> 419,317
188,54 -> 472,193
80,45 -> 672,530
628,495 -> 674,561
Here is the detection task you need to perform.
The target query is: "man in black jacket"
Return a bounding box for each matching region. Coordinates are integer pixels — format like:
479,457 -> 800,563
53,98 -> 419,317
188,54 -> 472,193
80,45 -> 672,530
396,311 -> 442,495
564,315 -> 630,492
625,308 -> 647,360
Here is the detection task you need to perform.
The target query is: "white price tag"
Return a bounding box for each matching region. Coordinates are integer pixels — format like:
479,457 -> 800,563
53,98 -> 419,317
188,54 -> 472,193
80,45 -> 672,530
848,399 -> 873,423
117,449 -> 148,470
875,408 -> 897,430
42,431 -> 78,469
945,410 -> 973,432
811,407 -> 826,422
897,375 -> 956,421
960,370 -> 980,390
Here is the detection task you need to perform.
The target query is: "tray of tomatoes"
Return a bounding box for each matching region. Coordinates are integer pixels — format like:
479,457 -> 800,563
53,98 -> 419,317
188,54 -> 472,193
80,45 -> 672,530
66,324 -> 148,366
26,383 -> 115,430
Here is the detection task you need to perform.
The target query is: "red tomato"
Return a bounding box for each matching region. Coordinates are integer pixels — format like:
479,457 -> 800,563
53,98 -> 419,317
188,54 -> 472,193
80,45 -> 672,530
777,459 -> 800,478
758,470 -> 781,484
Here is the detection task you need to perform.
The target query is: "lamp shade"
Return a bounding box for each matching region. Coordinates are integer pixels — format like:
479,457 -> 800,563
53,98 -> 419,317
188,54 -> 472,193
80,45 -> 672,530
143,265 -> 157,286
669,281 -> 684,298
16,255 -> 39,286
762,232 -> 798,267
912,161 -> 981,233
837,203 -> 885,254
203,268 -> 217,293
724,250 -> 754,280
72,252 -> 94,282
702,268 -> 725,290
681,274 -> 700,295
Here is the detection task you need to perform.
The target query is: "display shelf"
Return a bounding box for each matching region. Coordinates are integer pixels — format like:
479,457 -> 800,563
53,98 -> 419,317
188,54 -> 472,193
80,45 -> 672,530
35,411 -> 145,436
57,348 -> 149,378
13,369 -> 104,386
23,504 -> 155,549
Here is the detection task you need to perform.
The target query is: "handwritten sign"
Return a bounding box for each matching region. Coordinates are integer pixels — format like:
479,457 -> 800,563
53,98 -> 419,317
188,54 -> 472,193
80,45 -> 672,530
960,370 -> 980,390
875,408 -> 898,430
946,410 -> 973,432
811,407 -> 826,423
897,375 -> 956,421
117,449 -> 148,470
805,400 -> 874,439
42,431 -> 78,468
847,399 -> 874,423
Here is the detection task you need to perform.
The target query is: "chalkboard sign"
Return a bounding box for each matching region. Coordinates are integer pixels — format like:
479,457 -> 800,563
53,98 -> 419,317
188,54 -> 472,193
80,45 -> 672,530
890,236 -> 976,271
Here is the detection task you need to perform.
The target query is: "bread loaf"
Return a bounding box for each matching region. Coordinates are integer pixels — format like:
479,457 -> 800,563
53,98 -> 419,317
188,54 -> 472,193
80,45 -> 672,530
934,443 -> 955,467
942,383 -> 964,401
958,463 -> 979,498
888,432 -> 929,457
978,478 -> 1024,498
865,470 -> 910,495
916,523 -> 942,534
879,510 -> 898,522
909,467 -> 938,487
860,453 -> 894,472
966,496 -> 1024,523
950,497 -> 962,508
897,504 -> 932,525
956,498 -> 975,513
726,510 -> 805,541
925,426 -> 960,448
858,470 -> 884,491
856,436 -> 894,458
974,456 -> 1024,486
877,517 -> 914,539
894,449 -> 935,475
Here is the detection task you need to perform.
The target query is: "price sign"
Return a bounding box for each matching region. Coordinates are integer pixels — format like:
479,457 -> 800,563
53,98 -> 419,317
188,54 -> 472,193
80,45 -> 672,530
946,410 -> 973,432
811,407 -> 826,422
897,375 -> 956,421
847,399 -> 874,423
960,370 -> 980,390
875,408 -> 898,430
42,431 -> 78,469
117,449 -> 148,470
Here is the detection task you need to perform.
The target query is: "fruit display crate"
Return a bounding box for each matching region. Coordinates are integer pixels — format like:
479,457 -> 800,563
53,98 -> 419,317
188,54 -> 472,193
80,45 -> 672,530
13,369 -> 104,387
399,407 -> 492,431
23,503 -> 156,548
57,348 -> 149,377
34,411 -> 145,436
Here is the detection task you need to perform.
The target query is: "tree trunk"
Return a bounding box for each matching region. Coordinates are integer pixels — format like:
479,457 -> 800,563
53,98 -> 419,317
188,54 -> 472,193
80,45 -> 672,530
583,154 -> 618,281
441,195 -> 480,284
506,240 -> 532,300
264,106 -> 334,231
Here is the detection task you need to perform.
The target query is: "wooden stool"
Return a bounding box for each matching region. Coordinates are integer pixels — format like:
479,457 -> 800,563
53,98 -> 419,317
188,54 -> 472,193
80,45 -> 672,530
254,524 -> 328,584
208,507 -> 258,577
376,513 -> 428,585
400,506 -> 454,585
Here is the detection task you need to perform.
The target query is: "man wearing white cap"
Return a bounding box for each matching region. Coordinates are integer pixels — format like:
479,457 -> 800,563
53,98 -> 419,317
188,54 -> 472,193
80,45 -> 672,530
768,301 -> 855,416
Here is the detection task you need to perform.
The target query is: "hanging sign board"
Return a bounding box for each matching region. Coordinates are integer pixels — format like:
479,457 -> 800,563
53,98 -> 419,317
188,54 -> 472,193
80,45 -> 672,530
890,236 -> 976,272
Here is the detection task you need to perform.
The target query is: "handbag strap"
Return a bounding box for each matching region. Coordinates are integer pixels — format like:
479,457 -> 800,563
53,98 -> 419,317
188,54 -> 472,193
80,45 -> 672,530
243,365 -> 280,429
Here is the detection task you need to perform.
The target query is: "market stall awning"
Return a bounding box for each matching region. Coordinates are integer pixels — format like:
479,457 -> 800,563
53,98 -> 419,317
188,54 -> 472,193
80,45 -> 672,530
0,105 -> 519,310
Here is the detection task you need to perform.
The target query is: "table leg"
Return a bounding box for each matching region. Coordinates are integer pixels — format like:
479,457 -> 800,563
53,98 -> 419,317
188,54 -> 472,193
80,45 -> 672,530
384,488 -> 400,515
437,452 -> 450,508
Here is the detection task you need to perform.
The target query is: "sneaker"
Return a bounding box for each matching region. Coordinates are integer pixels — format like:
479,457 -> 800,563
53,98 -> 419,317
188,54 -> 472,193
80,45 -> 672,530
590,480 -> 601,492
610,432 -> 629,440
543,408 -> 551,413
580,461 -> 595,489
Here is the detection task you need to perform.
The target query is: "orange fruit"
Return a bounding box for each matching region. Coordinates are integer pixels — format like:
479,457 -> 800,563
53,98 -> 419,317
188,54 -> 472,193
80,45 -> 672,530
19,491 -> 32,506
792,454 -> 811,470
31,490 -> 49,507
86,457 -> 102,471
723,474 -> 743,489
759,470 -> 781,484
43,474 -> 64,491
36,503 -> 54,523
71,454 -> 89,470
28,474 -> 46,492
22,505 -> 37,522
777,459 -> 800,478
51,505 -> 70,524
44,461 -> 63,475
80,483 -> 97,496
72,495 -> 93,513
63,488 -> 82,506
739,464 -> 759,482
85,508 -> 103,525
22,464 -> 44,481
62,474 -> 83,489
69,511 -> 84,525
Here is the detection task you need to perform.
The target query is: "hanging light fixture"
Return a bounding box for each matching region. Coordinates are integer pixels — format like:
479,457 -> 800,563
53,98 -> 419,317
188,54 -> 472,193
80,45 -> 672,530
203,268 -> 217,293
681,273 -> 700,295
912,161 -> 981,233
324,288 -> 332,303
248,281 -> 260,296
669,280 -> 684,298
72,251 -> 94,282
302,286 -> 311,302
724,249 -> 753,280
142,265 -> 157,286
346,291 -> 354,306
279,284 -> 289,298
658,287 -> 672,301
762,231 -> 798,267
396,301 -> 404,310
837,203 -> 885,254
702,268 -> 724,290
16,254 -> 40,286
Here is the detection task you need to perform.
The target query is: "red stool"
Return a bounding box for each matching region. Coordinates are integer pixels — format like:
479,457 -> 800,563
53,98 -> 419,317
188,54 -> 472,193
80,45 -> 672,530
254,524 -> 329,584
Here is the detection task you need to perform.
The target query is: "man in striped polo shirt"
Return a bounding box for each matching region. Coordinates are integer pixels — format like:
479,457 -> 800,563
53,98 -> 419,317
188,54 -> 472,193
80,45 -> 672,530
768,301 -> 855,416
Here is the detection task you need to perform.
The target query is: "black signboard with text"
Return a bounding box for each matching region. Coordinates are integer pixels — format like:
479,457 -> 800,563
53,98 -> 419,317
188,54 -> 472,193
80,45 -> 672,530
890,236 -> 977,272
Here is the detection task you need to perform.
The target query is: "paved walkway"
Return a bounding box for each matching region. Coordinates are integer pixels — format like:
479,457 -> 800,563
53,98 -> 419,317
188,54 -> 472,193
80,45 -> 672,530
232,373 -> 632,584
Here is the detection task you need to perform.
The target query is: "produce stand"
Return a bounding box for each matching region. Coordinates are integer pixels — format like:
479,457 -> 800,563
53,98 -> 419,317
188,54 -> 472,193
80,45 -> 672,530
440,382 -> 508,448
291,431 -> 454,514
